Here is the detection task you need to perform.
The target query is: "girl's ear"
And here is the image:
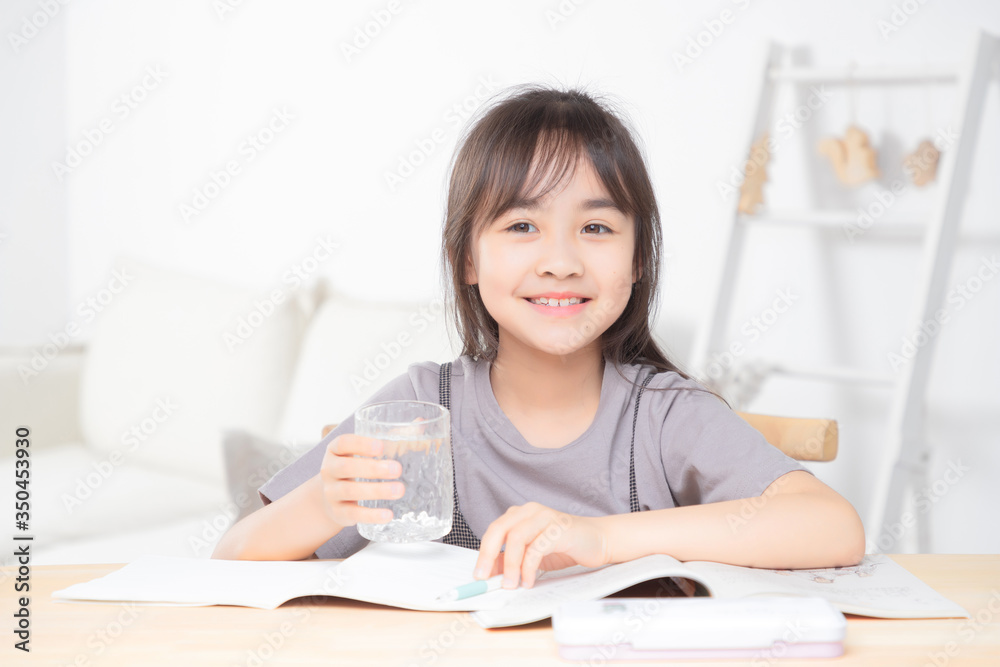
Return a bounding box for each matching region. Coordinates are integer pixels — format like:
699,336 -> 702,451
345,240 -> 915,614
633,259 -> 643,284
464,254 -> 478,285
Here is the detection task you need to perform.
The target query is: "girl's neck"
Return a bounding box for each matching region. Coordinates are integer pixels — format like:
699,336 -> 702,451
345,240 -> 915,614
488,343 -> 606,417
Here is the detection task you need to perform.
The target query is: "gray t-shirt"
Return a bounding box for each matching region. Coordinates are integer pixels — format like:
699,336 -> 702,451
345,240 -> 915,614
258,354 -> 811,559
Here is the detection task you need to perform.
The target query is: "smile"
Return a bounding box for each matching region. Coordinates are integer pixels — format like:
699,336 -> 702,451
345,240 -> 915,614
523,297 -> 591,316
525,297 -> 589,307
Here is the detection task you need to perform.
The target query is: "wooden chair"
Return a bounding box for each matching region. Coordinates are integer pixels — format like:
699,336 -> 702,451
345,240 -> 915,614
736,413 -> 837,462
322,413 -> 838,462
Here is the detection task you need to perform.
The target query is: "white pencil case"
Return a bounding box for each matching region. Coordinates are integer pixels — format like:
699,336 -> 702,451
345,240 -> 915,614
553,596 -> 846,660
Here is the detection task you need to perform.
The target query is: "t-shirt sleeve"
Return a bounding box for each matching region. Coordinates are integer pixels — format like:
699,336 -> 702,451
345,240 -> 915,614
256,368 -> 420,558
651,375 -> 813,506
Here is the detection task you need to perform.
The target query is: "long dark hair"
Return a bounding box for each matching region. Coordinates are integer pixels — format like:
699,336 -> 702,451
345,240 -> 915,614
439,83 -> 710,394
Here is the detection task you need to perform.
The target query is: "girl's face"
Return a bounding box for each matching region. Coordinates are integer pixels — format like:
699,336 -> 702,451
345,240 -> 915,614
465,156 -> 639,359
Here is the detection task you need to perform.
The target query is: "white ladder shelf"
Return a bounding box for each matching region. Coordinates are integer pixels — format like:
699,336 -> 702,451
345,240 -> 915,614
690,30 -> 1000,553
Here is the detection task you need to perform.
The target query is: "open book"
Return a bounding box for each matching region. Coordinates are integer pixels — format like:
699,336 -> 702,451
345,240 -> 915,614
51,541 -> 968,628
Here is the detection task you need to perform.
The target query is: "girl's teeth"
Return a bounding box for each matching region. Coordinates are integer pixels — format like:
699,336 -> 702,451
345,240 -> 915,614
529,297 -> 584,306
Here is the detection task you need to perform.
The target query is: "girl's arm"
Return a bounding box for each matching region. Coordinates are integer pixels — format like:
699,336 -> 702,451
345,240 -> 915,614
598,470 -> 865,569
473,471 -> 865,589
211,473 -> 343,561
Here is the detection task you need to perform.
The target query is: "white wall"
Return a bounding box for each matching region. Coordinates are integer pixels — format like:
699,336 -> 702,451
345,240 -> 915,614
0,0 -> 68,344
3,0 -> 998,552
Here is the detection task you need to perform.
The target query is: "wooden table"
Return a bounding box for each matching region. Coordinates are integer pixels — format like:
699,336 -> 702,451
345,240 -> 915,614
3,555 -> 998,666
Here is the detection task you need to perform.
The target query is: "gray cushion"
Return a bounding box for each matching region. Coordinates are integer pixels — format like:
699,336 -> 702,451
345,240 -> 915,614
222,430 -> 314,522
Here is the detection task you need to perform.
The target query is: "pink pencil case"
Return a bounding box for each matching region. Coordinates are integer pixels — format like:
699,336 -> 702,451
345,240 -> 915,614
553,596 -> 846,660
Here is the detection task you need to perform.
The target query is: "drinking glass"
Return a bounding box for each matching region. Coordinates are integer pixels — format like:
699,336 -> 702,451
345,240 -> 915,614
355,401 -> 453,543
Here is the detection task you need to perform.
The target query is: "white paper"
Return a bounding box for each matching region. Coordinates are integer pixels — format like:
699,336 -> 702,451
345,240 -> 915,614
685,554 -> 971,619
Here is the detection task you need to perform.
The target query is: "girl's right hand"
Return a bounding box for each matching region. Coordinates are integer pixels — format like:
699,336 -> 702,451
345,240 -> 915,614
319,434 -> 404,528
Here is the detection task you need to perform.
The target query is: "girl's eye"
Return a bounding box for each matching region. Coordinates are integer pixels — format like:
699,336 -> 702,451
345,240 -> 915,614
505,222 -> 612,234
505,222 -> 537,233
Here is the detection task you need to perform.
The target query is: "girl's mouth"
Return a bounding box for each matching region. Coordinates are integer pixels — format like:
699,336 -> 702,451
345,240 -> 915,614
523,297 -> 591,315
524,297 -> 589,307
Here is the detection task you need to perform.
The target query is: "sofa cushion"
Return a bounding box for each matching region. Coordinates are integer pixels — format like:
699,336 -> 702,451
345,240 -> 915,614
277,287 -> 462,444
79,257 -> 311,486
31,512 -> 240,565
0,441 -> 229,551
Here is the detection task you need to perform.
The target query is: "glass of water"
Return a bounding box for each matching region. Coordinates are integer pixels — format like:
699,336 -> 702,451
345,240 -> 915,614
355,400 -> 453,543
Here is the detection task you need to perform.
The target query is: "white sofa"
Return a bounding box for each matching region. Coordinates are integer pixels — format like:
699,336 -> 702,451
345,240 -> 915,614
0,257 -> 461,566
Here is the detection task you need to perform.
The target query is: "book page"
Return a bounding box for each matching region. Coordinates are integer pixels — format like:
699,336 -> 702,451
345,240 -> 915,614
329,541 -> 711,624
329,541 -> 517,612
49,543 -> 510,612
51,556 -> 347,610
50,541 -> 704,624
685,554 -> 969,619
470,553 -> 707,628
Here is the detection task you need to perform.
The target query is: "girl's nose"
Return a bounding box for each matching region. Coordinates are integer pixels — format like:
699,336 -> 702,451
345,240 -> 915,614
536,232 -> 584,278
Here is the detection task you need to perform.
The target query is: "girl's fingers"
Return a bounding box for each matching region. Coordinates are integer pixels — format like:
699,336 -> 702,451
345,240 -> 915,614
521,533 -> 556,588
490,552 -> 503,577
332,480 -> 405,502
329,434 -> 382,457
474,503 -> 535,578
337,501 -> 393,525
339,456 -> 401,480
501,534 -> 528,589
505,514 -> 558,588
475,503 -> 568,586
496,513 -> 550,589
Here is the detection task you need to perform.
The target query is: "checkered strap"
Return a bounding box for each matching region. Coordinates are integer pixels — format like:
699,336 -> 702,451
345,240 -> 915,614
630,373 -> 656,513
439,362 -> 482,550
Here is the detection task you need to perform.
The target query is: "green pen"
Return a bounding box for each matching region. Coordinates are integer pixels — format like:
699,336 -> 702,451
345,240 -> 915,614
436,574 -> 507,601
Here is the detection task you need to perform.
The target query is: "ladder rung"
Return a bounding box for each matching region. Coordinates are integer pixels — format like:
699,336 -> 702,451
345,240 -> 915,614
768,65 -> 959,85
739,211 -> 924,236
768,364 -> 896,387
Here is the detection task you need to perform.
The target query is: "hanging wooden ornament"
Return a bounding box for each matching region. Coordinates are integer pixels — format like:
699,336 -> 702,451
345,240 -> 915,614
904,64 -> 942,188
903,139 -> 941,187
817,125 -> 881,186
738,132 -> 770,215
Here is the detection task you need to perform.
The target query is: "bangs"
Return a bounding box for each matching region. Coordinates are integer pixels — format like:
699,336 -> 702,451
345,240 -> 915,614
468,111 -> 638,238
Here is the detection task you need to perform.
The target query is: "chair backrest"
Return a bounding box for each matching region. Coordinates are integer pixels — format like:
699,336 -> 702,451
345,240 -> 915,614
323,413 -> 839,462
737,412 -> 838,462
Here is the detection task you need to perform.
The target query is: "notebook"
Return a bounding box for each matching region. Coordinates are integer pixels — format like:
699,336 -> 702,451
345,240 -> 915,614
51,540 -> 969,628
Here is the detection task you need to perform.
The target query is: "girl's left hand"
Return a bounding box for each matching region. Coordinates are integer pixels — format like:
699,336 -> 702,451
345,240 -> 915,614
473,502 -> 610,589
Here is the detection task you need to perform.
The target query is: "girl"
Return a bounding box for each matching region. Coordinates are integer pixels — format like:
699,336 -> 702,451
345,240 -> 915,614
212,85 -> 865,589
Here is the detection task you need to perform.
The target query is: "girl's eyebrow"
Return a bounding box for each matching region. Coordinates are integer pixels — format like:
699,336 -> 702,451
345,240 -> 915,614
506,196 -> 624,214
